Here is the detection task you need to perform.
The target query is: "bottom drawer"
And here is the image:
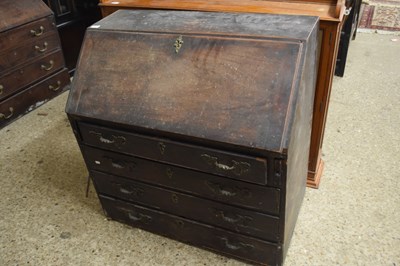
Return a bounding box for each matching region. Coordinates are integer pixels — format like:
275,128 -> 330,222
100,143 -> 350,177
92,170 -> 280,242
99,195 -> 282,266
0,68 -> 69,128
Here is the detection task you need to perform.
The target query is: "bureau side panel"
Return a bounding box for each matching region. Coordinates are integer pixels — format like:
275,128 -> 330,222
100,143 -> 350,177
283,23 -> 318,258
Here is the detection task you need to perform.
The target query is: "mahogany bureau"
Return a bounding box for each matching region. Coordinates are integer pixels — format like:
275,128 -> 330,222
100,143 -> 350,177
66,10 -> 318,265
0,0 -> 70,129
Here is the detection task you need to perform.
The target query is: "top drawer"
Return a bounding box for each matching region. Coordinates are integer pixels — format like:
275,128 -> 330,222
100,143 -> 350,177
0,16 -> 56,51
78,122 -> 268,185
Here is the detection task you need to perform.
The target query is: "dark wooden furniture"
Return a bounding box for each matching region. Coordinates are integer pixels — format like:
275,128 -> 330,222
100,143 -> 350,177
66,10 -> 318,265
0,0 -> 70,129
335,0 -> 361,76
42,0 -> 101,74
98,0 -> 346,188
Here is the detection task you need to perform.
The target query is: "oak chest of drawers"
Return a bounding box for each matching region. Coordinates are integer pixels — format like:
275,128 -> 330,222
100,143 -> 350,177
66,10 -> 318,265
0,0 -> 70,128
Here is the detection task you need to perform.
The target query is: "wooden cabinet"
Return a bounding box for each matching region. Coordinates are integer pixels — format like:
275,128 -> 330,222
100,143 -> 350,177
0,0 -> 70,129
66,10 -> 318,265
42,0 -> 101,74
335,0 -> 361,76
97,0 -> 346,188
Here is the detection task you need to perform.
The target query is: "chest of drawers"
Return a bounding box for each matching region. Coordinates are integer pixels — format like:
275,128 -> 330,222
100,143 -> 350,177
66,10 -> 318,265
0,0 -> 70,128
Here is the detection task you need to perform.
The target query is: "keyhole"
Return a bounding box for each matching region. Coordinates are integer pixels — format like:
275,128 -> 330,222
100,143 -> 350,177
166,168 -> 173,178
175,220 -> 184,228
171,193 -> 178,203
159,142 -> 166,155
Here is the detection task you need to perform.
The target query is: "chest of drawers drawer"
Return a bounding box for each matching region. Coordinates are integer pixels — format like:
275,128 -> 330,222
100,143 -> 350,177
0,69 -> 70,128
79,122 -> 268,185
0,16 -> 56,51
99,195 -> 281,266
92,170 -> 280,242
0,50 -> 65,101
81,145 -> 280,214
0,33 -> 61,74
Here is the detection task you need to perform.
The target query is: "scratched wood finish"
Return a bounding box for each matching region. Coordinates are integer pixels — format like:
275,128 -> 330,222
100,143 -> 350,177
0,0 -> 69,129
66,10 -> 318,265
98,0 -> 346,188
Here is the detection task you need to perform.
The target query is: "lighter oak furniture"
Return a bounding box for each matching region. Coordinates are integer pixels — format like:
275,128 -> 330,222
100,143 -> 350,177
98,0 -> 347,188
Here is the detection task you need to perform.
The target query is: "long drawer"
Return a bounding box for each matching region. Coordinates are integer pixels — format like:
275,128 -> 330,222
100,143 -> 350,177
0,49 -> 64,101
82,146 -> 280,215
0,32 -> 60,74
92,170 -> 280,242
78,122 -> 268,185
0,68 -> 69,128
99,195 -> 281,266
0,16 -> 56,51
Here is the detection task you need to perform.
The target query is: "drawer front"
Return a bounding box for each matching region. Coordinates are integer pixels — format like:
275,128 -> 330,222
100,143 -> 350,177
78,123 -> 268,185
0,69 -> 69,129
0,50 -> 64,101
92,171 -> 280,242
0,33 -> 61,74
0,16 -> 56,51
99,195 -> 280,266
82,146 -> 280,215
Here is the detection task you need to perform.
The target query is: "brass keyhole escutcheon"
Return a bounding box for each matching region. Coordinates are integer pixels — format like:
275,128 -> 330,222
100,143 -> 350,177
174,35 -> 183,53
166,167 -> 173,179
171,193 -> 178,203
175,219 -> 184,228
159,142 -> 166,155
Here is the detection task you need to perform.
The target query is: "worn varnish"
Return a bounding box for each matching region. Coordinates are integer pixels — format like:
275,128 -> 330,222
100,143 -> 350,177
0,0 -> 70,129
98,0 -> 346,188
66,10 -> 318,265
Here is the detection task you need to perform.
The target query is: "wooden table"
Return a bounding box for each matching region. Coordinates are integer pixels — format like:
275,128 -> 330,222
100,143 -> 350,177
98,0 -> 346,188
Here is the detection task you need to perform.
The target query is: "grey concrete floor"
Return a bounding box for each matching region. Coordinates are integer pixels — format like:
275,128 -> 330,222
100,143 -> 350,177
0,33 -> 399,265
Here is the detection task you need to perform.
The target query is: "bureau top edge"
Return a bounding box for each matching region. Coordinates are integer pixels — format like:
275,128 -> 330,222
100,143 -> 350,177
90,9 -> 319,41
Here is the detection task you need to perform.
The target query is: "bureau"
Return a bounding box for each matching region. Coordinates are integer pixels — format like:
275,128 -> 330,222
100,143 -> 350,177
98,0 -> 347,188
0,0 -> 70,129
66,10 -> 318,265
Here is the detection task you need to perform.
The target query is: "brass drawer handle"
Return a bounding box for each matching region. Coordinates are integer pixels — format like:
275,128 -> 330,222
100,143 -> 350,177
0,85 -> 3,95
127,212 -> 152,224
201,154 -> 251,176
205,181 -> 252,198
103,156 -> 136,172
214,210 -> 253,227
41,60 -> 54,71
0,107 -> 14,120
35,41 -> 48,52
110,181 -> 144,197
89,131 -> 127,146
30,26 -> 44,36
206,181 -> 237,197
48,81 -> 61,91
119,186 -> 144,197
219,237 -> 254,251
